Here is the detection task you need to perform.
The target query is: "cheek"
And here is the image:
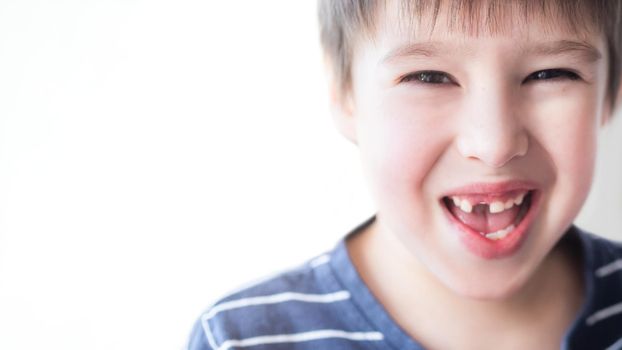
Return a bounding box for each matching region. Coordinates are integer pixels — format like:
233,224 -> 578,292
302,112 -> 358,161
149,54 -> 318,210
534,93 -> 598,180
528,90 -> 599,221
356,93 -> 453,195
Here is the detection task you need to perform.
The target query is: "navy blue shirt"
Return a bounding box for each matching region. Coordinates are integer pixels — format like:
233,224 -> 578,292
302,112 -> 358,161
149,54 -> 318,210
187,217 -> 622,350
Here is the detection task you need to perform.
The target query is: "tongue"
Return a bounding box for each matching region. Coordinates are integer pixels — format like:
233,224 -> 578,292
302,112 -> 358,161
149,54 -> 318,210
450,203 -> 520,233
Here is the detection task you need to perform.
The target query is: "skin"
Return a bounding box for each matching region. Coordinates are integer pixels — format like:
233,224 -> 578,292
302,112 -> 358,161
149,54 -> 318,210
330,3 -> 621,349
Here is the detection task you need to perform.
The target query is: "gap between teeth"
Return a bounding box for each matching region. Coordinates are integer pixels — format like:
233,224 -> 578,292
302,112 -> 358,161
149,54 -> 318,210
482,224 -> 516,241
452,192 -> 526,214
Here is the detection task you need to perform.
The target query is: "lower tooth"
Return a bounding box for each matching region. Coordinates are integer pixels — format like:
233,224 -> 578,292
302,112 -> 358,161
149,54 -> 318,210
485,224 -> 515,240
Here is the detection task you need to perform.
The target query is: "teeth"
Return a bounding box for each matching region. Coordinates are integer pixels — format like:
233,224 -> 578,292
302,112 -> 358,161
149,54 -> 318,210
488,201 -> 505,214
459,201 -> 473,213
504,199 -> 514,209
452,196 -> 461,206
450,191 -> 529,215
450,196 -> 473,213
514,193 -> 525,205
484,224 -> 516,240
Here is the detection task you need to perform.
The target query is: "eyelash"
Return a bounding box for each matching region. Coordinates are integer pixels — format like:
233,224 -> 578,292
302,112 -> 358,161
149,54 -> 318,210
399,71 -> 453,84
523,69 -> 580,83
398,69 -> 581,85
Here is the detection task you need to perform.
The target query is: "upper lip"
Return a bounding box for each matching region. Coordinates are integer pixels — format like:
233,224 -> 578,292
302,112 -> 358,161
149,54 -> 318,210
441,180 -> 538,198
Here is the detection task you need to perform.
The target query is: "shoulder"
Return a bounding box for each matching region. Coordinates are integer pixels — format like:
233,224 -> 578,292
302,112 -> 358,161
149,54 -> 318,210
577,227 -> 622,272
186,253 -> 353,350
567,227 -> 622,347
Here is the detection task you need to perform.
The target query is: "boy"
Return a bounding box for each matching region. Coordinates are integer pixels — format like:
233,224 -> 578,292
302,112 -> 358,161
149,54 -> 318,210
188,1 -> 622,349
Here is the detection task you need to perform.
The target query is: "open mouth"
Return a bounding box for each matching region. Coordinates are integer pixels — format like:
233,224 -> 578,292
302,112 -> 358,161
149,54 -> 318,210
442,190 -> 534,241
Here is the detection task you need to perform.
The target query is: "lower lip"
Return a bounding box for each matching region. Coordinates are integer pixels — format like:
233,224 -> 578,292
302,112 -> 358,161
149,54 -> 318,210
441,191 -> 541,260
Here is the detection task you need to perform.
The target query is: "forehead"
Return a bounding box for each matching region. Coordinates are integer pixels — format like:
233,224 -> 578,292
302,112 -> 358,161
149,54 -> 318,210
347,0 -> 609,71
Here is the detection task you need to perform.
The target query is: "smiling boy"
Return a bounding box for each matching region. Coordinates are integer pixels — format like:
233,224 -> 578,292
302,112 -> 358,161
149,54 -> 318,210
187,1 -> 622,349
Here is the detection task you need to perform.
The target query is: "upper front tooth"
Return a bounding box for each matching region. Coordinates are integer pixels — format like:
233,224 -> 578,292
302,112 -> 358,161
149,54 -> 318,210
460,201 -> 473,213
504,199 -> 514,209
514,193 -> 526,205
452,196 -> 461,206
489,201 -> 505,213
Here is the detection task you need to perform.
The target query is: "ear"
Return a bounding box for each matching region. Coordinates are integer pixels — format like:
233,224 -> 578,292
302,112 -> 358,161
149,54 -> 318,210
329,80 -> 358,144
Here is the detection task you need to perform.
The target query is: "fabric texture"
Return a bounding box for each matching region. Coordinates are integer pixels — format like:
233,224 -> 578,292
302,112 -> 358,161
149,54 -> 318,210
187,217 -> 622,350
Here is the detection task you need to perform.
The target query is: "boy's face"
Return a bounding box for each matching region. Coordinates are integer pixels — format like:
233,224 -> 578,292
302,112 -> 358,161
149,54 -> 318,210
338,4 -> 614,299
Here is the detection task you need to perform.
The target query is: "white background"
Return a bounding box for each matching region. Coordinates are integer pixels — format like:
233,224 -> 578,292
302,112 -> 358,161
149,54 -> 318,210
0,1 -> 620,349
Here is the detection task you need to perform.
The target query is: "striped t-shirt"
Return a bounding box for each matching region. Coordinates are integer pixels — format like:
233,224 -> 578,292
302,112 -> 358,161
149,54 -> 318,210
187,217 -> 622,350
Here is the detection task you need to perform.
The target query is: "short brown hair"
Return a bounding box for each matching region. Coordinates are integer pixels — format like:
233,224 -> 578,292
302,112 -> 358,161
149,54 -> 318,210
318,0 -> 622,107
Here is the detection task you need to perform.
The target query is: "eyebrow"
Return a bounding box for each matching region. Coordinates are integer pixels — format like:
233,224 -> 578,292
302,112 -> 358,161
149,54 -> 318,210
381,40 -> 602,65
381,42 -> 448,64
526,40 -> 602,63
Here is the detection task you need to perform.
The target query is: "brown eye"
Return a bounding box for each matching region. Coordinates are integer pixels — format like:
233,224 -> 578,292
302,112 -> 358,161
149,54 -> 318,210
401,71 -> 452,84
525,69 -> 580,83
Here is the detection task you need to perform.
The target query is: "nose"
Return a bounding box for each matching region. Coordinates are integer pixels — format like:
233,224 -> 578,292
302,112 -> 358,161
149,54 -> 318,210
455,89 -> 528,168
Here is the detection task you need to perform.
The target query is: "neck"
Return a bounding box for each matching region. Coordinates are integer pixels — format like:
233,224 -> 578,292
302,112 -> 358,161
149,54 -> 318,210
346,219 -> 584,348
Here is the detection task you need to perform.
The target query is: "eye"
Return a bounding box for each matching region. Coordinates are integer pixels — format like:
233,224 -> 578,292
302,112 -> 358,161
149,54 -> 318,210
524,69 -> 580,83
399,71 -> 453,84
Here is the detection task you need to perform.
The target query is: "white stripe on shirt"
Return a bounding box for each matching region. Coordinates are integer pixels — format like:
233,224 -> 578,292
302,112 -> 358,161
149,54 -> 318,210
586,301 -> 622,326
203,291 -> 350,320
200,314 -> 219,350
596,259 -> 622,278
605,337 -> 622,350
215,329 -> 384,350
309,254 -> 331,268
